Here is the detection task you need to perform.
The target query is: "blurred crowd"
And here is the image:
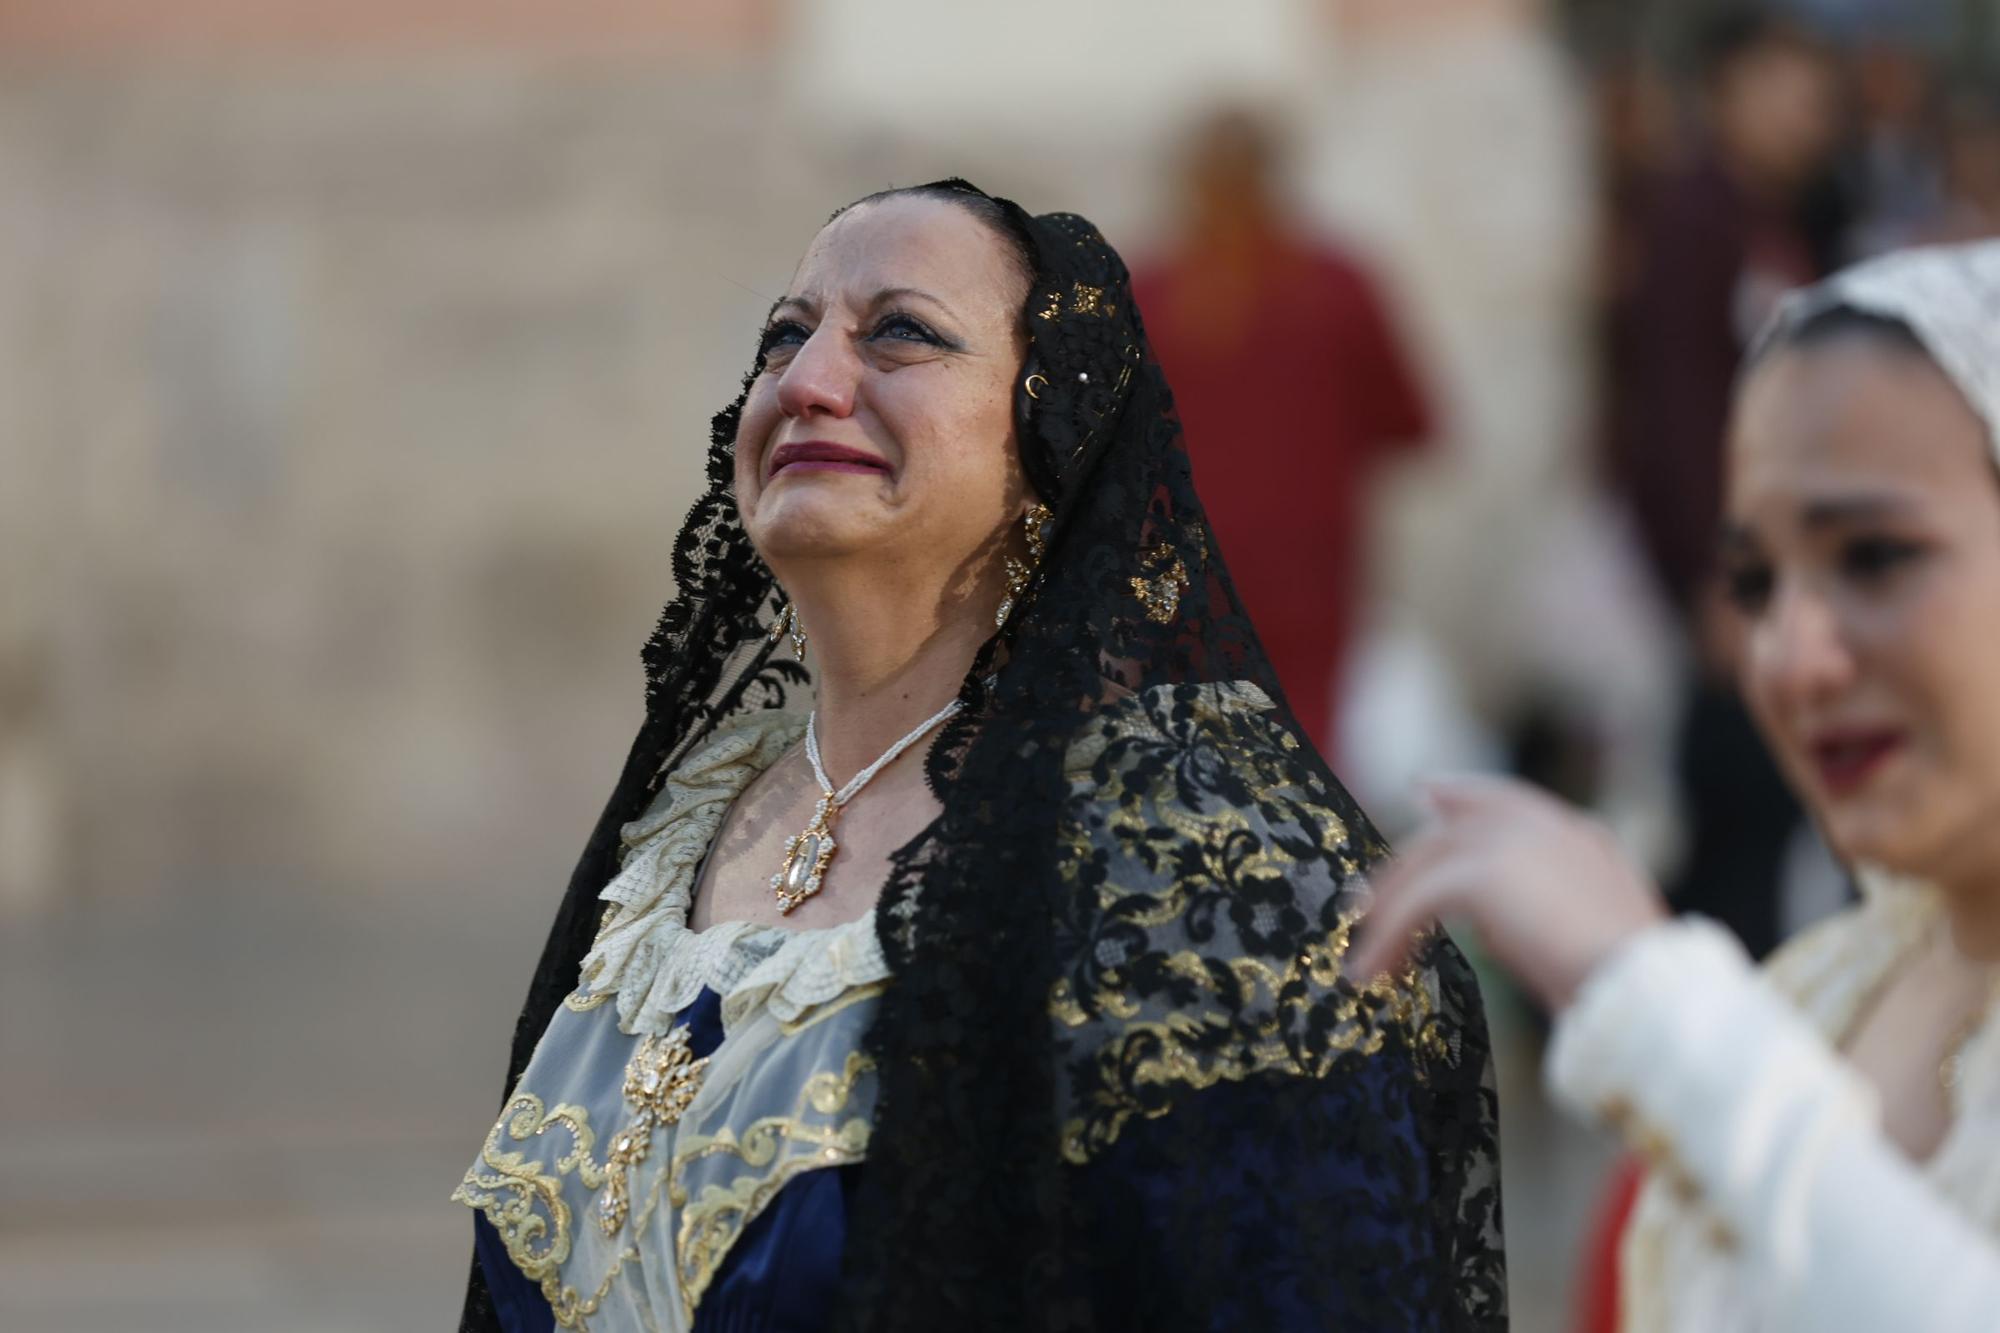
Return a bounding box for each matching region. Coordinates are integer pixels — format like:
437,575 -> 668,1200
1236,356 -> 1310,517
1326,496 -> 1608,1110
1141,3 -> 2000,964
1129,9 -> 2000,1328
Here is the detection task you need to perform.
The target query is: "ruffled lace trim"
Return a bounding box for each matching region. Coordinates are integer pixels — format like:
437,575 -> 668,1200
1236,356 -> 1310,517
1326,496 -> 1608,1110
721,912 -> 888,1030
576,708 -> 892,1036
576,683 -> 1277,1037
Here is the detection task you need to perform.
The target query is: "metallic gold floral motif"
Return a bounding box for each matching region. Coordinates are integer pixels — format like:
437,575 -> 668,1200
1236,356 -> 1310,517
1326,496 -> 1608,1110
1128,543 -> 1190,624
1036,288 -> 1063,322
563,989 -> 612,1013
1056,938 -> 1436,1165
1069,282 -> 1105,315
454,1095 -> 629,1327
596,1024 -> 709,1237
667,1051 -> 876,1318
546,1246 -> 640,1331
1047,684 -> 1445,1166
455,1095 -> 598,1279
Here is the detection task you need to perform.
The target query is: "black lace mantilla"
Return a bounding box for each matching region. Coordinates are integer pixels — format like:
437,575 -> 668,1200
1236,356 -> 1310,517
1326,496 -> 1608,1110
461,180 -> 1505,1331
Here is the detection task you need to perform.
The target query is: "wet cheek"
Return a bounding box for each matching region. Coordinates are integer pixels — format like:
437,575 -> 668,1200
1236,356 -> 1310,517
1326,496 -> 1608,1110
734,397 -> 779,496
1894,591 -> 1993,752
1737,642 -> 1798,756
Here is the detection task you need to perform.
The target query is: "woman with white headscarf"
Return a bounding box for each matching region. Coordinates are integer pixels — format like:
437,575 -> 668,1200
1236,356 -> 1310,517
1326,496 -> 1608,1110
1357,239 -> 2000,1332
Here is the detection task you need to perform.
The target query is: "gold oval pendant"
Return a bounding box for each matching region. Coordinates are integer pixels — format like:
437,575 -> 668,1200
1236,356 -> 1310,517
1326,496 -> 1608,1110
771,802 -> 839,914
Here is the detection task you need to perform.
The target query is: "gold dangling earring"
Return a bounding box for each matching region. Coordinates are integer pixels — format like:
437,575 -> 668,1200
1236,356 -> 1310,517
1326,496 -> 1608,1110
996,503 -> 1053,628
768,600 -> 808,660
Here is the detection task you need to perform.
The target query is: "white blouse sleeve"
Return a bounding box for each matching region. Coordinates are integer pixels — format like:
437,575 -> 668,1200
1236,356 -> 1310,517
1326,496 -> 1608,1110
1545,916 -> 2000,1333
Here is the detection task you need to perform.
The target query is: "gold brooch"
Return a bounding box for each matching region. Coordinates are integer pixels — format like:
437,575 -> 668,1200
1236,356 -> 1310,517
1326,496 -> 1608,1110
596,1024 -> 709,1236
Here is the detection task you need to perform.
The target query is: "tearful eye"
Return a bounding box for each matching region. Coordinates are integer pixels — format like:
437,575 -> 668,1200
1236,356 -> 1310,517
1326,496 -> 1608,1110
1723,562 -> 1774,615
872,313 -> 945,345
1840,536 -> 1924,583
758,319 -> 810,360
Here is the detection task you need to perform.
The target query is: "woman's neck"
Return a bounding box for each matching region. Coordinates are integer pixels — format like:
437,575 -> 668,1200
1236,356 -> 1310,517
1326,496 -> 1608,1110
1916,839 -> 2000,963
786,562 -> 998,785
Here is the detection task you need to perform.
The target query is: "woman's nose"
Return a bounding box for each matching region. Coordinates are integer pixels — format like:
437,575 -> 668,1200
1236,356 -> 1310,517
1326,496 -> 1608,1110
1748,581 -> 1857,711
775,328 -> 859,420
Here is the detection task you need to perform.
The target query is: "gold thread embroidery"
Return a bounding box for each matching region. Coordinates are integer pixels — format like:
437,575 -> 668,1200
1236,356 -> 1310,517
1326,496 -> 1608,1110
1056,950 -> 1434,1165
776,979 -> 889,1036
1128,543 -> 1190,623
1050,977 -> 1089,1028
1047,685 -> 1440,1165
1070,282 -> 1105,315
453,1096 -> 603,1279
546,1244 -> 640,1331
667,1050 -> 876,1318
453,1095 -> 627,1328
564,990 -> 612,1013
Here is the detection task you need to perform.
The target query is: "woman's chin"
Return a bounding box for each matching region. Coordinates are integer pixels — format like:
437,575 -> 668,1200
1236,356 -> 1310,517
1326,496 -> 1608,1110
1814,797 -> 1911,873
1817,778 -> 1959,886
744,510 -> 884,556
745,500 -> 892,561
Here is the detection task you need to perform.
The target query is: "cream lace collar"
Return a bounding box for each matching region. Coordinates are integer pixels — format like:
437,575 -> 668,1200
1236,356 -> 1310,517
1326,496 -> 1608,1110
577,709 -> 890,1037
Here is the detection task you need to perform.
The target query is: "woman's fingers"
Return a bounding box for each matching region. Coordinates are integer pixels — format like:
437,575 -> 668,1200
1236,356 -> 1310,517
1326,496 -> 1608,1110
1349,844 -> 1484,981
1346,890 -> 1428,981
1419,771 -> 1550,820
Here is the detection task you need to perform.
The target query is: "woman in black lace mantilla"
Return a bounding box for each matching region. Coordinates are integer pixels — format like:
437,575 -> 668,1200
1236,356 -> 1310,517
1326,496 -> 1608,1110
453,179 -> 1505,1333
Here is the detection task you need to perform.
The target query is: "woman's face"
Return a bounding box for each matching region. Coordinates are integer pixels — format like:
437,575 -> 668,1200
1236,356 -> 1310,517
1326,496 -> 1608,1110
734,195 -> 1031,590
1725,335 -> 2000,917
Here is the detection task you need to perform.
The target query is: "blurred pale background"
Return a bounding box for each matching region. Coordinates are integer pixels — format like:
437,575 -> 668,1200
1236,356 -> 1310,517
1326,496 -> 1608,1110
5,1 -> 1993,1329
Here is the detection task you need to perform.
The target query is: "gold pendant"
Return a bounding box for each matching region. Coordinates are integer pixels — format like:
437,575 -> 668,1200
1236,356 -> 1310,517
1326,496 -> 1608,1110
595,1024 -> 709,1237
770,797 -> 839,914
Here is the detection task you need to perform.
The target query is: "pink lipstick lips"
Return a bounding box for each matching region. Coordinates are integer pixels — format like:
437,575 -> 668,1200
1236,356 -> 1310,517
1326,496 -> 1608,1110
767,441 -> 891,479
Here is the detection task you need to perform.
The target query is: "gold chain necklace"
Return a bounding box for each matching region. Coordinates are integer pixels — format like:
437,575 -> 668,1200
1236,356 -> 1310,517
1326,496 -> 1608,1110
769,695 -> 964,914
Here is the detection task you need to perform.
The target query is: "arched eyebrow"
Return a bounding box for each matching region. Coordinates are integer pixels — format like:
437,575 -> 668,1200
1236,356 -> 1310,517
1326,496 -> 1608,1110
766,286 -> 961,323
1720,493 -> 1925,556
1797,494 -> 1922,529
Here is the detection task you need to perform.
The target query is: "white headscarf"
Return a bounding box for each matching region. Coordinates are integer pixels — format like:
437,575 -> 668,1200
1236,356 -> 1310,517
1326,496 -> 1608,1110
1753,239 -> 2000,455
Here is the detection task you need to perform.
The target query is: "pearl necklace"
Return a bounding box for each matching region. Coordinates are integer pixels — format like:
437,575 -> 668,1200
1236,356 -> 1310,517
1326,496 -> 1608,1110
770,694 -> 965,913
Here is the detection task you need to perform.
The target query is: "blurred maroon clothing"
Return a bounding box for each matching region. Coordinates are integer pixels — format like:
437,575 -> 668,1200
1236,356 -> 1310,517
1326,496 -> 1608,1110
1605,149 -> 1822,615
1134,237 -> 1429,752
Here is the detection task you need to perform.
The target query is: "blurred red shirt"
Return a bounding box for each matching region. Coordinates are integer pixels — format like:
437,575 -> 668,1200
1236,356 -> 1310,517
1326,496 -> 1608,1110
1134,236 -> 1430,753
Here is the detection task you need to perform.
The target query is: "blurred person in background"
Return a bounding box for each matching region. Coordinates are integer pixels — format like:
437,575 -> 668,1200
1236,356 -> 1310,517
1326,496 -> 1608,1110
1930,85 -> 2000,242
1357,239 -> 2000,1333
1592,47 -> 1681,330
1838,38 -> 1946,257
1133,107 -> 1431,759
455,181 -> 1505,1333
1605,6 -> 1846,962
